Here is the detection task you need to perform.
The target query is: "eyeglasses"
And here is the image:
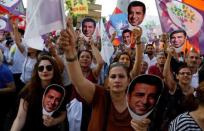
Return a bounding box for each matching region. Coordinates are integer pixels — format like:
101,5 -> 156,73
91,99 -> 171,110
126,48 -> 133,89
38,65 -> 53,72
178,72 -> 192,76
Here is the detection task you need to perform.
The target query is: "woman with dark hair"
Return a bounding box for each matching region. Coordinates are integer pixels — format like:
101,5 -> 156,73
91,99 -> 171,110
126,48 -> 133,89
113,27 -> 143,79
11,55 -> 66,131
67,38 -> 104,131
59,18 -> 147,131
77,42 -> 104,83
169,66 -> 204,130
154,47 -> 194,130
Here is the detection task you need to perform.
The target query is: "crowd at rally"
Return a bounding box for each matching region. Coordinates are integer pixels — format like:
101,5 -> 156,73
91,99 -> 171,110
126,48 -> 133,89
1,1 -> 204,131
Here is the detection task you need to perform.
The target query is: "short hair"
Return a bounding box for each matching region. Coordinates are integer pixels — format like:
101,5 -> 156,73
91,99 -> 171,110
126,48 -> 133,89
128,74 -> 163,98
128,1 -> 146,15
82,17 -> 96,28
175,63 -> 191,75
170,29 -> 187,39
122,29 -> 131,36
78,49 -> 93,59
45,84 -> 65,96
145,44 -> 154,49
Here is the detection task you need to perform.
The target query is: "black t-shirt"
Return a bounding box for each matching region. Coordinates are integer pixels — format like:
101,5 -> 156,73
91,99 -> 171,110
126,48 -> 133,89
20,87 -> 66,131
152,84 -> 190,131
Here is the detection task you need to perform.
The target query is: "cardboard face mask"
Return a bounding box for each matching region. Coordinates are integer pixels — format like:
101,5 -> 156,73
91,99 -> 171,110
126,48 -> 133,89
126,74 -> 163,120
42,84 -> 65,116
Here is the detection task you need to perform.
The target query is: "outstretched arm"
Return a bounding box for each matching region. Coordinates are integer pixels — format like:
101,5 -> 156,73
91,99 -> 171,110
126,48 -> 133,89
130,27 -> 143,79
11,20 -> 25,54
90,39 -> 104,80
59,18 -> 95,104
163,47 -> 177,93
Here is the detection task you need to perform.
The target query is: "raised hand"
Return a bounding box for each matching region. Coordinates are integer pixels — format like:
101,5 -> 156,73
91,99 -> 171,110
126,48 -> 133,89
131,26 -> 143,45
59,17 -> 77,54
131,118 -> 151,131
167,46 -> 176,57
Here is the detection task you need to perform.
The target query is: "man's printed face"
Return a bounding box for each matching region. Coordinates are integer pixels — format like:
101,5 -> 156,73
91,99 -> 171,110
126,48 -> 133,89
170,32 -> 186,48
82,22 -> 95,37
128,6 -> 145,26
43,89 -> 62,112
128,83 -> 157,115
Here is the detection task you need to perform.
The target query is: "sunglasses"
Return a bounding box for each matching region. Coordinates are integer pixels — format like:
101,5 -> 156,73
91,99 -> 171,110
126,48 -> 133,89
38,65 -> 53,72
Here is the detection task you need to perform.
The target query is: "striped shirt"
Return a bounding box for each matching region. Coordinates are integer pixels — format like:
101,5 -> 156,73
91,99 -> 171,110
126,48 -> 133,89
169,112 -> 202,131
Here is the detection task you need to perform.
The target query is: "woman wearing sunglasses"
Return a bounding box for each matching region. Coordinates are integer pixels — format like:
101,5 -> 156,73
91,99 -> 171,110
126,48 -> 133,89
59,18 -> 149,131
11,55 -> 66,131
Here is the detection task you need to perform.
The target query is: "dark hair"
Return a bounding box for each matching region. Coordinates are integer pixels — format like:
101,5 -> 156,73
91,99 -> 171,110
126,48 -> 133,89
145,44 -> 154,51
113,51 -> 133,70
108,62 -> 131,78
78,49 -> 93,60
128,1 -> 146,15
128,74 -> 163,98
22,55 -> 62,108
170,29 -> 187,39
122,29 -> 131,36
82,17 -> 96,28
44,84 -> 65,97
175,63 -> 191,75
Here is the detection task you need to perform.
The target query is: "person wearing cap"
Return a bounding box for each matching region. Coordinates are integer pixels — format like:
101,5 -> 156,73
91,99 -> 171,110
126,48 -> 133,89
169,65 -> 204,130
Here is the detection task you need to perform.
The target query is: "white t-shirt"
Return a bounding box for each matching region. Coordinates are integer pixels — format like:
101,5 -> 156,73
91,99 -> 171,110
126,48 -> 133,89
143,54 -> 157,68
20,44 -> 37,83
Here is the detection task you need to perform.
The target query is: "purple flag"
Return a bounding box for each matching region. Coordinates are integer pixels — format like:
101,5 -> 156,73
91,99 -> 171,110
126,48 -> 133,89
155,0 -> 204,54
0,16 -> 12,32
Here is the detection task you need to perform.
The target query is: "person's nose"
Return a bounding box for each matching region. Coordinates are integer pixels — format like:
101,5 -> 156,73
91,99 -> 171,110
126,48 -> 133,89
133,13 -> 137,18
141,96 -> 148,104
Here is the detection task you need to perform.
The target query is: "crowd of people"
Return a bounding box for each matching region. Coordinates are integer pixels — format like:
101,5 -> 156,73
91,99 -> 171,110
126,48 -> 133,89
0,1 -> 204,131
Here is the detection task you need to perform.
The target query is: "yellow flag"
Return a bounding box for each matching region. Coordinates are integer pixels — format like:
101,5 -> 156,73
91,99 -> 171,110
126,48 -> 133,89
71,0 -> 88,15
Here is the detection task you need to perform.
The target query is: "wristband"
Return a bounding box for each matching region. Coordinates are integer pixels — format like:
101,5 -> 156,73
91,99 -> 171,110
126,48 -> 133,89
66,54 -> 78,62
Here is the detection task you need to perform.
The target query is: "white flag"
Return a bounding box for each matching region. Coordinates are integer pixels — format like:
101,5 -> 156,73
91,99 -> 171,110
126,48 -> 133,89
100,19 -> 114,65
24,0 -> 66,40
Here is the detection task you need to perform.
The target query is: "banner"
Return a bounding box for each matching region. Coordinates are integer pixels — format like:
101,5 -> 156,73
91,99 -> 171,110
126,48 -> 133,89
100,19 -> 114,65
70,0 -> 88,15
24,0 -> 66,40
0,16 -> 12,32
110,13 -> 129,37
113,0 -> 130,14
155,0 -> 204,54
0,0 -> 20,9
